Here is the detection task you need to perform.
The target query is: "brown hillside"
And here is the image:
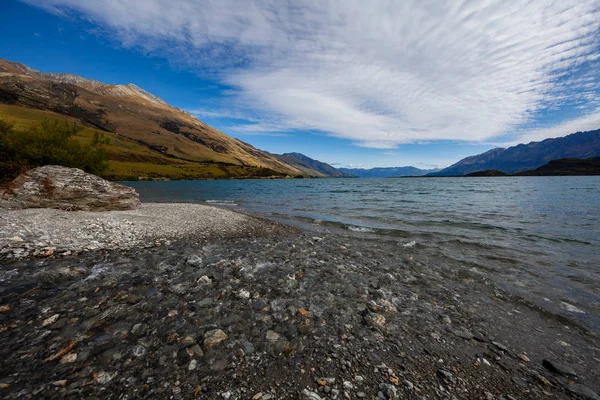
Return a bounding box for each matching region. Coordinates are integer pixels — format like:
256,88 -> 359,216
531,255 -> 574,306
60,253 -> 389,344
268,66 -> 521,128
0,58 -> 303,178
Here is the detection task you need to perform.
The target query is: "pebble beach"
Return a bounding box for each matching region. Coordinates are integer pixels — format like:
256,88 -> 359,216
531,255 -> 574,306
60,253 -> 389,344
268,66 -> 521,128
0,203 -> 599,399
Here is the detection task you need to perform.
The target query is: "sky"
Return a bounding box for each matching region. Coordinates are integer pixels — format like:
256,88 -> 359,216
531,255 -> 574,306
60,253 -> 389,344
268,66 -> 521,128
1,0 -> 600,169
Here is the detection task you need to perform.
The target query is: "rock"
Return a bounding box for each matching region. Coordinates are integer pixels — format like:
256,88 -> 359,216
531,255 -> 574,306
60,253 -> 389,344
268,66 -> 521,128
378,383 -> 397,399
302,389 -> 324,400
492,341 -> 509,352
41,313 -> 60,327
59,352 -> 77,363
253,299 -> 268,311
0,165 -> 140,211
131,323 -> 145,335
437,369 -> 454,382
450,327 -> 474,340
297,308 -> 311,318
189,344 -> 204,358
266,330 -> 281,341
203,329 -> 228,350
52,380 -> 67,387
95,371 -> 117,384
316,377 -> 336,386
241,340 -> 255,354
180,336 -> 196,348
186,255 -> 203,267
132,345 -> 146,357
542,359 -> 577,376
567,384 -> 600,400
189,359 -> 197,371
198,298 -> 214,308
363,312 -> 386,328
197,275 -> 212,285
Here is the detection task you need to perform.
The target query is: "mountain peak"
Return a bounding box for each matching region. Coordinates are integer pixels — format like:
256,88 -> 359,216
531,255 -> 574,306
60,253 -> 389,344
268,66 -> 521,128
0,57 -> 351,179
434,130 -> 600,175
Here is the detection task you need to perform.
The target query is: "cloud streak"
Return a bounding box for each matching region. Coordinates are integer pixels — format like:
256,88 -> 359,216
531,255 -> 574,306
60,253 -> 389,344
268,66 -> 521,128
25,0 -> 600,147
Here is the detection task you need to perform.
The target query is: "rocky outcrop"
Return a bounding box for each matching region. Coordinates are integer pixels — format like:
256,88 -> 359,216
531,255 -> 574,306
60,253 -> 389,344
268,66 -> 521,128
0,165 -> 140,211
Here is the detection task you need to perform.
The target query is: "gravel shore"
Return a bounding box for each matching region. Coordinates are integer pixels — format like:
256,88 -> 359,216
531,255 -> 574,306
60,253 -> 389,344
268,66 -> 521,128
0,203 -> 294,260
0,204 -> 599,399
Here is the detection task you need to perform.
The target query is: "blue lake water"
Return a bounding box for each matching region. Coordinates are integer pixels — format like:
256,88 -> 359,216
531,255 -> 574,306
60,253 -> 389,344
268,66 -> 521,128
125,177 -> 600,331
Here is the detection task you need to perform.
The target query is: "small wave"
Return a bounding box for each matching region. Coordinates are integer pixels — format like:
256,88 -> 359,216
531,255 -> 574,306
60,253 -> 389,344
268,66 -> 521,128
560,301 -> 586,314
347,225 -> 376,233
402,241 -> 417,248
205,200 -> 238,206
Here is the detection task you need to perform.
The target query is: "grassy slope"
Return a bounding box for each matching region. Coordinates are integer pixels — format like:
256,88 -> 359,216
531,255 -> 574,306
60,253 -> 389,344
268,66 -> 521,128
0,104 -> 286,180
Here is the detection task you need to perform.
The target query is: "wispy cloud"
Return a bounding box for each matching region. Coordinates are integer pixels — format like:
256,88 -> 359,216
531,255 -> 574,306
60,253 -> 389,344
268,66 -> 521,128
25,0 -> 600,147
505,108 -> 600,145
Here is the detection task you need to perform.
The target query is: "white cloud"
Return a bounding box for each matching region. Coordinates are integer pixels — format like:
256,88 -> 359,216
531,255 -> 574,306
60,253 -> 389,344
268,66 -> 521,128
506,108 -> 600,145
25,0 -> 600,147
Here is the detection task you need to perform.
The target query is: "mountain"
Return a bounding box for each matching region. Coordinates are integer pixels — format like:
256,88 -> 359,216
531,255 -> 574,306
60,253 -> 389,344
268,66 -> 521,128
0,58 -> 334,180
273,153 -> 353,177
514,157 -> 600,176
434,130 -> 600,176
338,166 -> 439,178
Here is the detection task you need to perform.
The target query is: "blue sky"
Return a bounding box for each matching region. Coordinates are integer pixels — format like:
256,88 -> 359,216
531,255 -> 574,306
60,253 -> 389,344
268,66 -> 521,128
2,0 -> 600,169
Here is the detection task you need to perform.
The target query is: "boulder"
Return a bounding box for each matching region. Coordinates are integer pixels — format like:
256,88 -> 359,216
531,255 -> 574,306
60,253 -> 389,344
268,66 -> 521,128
0,165 -> 140,211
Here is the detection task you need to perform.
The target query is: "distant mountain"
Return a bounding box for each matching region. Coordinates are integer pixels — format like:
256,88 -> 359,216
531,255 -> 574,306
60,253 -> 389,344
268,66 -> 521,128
339,166 -> 439,178
434,129 -> 600,176
0,57 -> 325,180
273,153 -> 353,177
514,157 -> 600,176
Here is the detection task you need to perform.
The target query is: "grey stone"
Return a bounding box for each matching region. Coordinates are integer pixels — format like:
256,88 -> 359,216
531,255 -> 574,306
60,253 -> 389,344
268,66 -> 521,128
302,389 -> 323,400
266,330 -> 281,341
203,329 -> 228,350
542,359 -> 577,376
186,255 -> 203,267
132,345 -> 146,357
198,298 -> 214,308
437,369 -> 453,381
1,165 -> 140,211
567,384 -> 600,400
451,327 -> 474,340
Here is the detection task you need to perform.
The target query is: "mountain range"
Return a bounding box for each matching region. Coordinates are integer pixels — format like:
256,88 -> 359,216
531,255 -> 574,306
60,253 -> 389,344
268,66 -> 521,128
434,130 -> 600,176
273,153 -> 354,177
0,58 -> 342,180
338,166 -> 439,178
2,57 -> 599,180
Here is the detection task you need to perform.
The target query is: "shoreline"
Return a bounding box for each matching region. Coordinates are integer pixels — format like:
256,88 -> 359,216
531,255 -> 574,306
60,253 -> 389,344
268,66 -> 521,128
0,204 -> 599,399
0,203 -> 296,261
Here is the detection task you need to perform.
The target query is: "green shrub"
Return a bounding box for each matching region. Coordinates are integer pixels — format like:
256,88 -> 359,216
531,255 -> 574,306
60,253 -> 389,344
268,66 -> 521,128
0,119 -> 109,182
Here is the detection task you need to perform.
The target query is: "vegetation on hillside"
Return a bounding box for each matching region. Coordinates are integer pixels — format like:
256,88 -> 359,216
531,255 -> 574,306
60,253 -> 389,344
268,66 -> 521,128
0,118 -> 109,182
0,105 -> 288,181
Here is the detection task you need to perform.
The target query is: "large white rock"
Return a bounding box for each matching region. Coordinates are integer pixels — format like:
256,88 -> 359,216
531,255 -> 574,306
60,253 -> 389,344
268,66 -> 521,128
0,165 -> 140,211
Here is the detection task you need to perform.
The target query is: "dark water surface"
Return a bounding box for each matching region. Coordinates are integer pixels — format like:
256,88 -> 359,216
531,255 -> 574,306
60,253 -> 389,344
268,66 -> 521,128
125,177 -> 600,331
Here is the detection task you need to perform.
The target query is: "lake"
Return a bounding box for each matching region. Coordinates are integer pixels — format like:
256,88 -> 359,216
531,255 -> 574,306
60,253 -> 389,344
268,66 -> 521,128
125,176 -> 600,331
